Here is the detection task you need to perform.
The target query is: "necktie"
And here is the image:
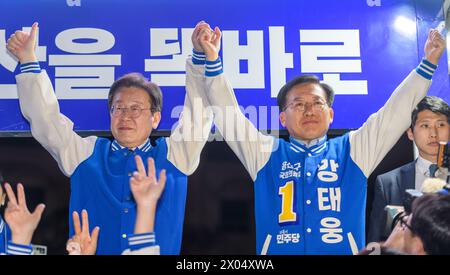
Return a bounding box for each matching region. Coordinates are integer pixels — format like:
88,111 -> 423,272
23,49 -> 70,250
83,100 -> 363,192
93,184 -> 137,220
429,164 -> 439,178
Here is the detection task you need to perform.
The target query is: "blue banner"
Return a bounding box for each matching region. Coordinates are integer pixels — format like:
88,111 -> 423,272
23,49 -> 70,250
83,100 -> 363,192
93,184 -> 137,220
0,0 -> 448,132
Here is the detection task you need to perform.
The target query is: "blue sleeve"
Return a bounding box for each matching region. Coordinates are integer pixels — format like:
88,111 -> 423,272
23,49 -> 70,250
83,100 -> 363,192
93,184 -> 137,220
17,61 -> 41,75
415,59 -> 437,80
205,57 -> 223,77
127,232 -> 157,251
6,241 -> 33,255
192,49 -> 206,65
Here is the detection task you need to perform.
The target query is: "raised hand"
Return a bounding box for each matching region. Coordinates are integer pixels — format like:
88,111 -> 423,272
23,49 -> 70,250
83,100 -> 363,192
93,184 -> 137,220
67,210 -> 100,255
6,22 -> 39,63
3,183 -> 45,245
130,156 -> 166,234
424,29 -> 446,65
130,156 -> 166,207
196,22 -> 221,61
192,21 -> 212,53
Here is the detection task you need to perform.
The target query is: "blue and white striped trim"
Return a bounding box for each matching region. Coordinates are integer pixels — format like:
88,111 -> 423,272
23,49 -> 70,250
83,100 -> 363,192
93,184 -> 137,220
205,57 -> 223,77
6,242 -> 33,255
111,139 -> 151,152
20,62 -> 41,74
140,140 -> 152,153
111,140 -> 121,152
127,232 -> 156,251
311,143 -> 327,154
416,59 -> 437,80
290,143 -> 306,153
289,136 -> 328,155
192,49 -> 206,65
0,219 -> 4,234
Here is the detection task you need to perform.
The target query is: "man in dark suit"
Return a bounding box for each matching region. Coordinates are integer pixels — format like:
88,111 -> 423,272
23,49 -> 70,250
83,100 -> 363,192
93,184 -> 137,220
368,96 -> 450,243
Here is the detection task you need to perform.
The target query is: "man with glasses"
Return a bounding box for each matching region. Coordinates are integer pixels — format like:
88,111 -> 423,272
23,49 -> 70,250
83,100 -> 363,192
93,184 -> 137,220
6,22 -> 213,254
194,25 -> 446,254
379,193 -> 450,255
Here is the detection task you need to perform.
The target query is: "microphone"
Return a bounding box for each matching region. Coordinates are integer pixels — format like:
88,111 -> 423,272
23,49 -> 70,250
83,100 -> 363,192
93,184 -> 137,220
421,177 -> 447,193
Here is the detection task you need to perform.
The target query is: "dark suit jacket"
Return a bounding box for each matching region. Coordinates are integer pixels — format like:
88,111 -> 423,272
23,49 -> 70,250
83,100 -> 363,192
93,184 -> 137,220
367,161 -> 416,243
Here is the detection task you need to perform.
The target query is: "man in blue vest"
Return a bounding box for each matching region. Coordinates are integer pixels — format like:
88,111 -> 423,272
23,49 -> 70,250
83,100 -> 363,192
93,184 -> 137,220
193,25 -> 446,254
6,22 -> 213,254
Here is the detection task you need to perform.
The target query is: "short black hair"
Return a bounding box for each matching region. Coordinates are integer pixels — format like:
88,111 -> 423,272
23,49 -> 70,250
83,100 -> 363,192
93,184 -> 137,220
410,193 -> 450,255
108,73 -> 163,113
411,96 -> 450,129
277,75 -> 335,112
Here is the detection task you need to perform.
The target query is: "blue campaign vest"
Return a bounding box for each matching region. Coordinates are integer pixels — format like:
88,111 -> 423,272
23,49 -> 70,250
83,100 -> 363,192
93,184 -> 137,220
69,137 -> 187,255
254,133 -> 366,254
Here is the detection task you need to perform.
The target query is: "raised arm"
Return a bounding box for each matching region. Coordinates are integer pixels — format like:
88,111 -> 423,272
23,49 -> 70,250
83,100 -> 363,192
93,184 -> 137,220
198,24 -> 274,181
120,155 -> 166,255
166,22 -> 214,176
130,156 -> 166,235
349,30 -> 446,177
7,23 -> 97,177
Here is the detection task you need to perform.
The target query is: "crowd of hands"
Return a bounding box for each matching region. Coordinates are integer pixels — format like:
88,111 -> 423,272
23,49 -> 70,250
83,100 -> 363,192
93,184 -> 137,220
2,155 -> 166,255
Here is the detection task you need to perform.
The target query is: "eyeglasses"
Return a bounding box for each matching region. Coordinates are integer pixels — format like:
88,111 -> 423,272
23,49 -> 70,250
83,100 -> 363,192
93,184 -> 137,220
394,211 -> 415,233
283,100 -> 327,112
110,105 -> 155,118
